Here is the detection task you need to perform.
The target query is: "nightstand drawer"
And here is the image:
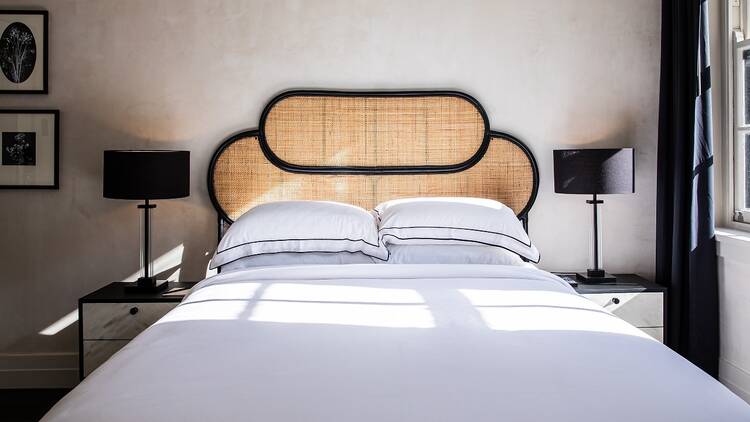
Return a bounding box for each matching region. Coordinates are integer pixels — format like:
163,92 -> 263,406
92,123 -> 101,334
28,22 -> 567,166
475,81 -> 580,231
82,340 -> 130,377
582,292 -> 663,328
82,302 -> 177,340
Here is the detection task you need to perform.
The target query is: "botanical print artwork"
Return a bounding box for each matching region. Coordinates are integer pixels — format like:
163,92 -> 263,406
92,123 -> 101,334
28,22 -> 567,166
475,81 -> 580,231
0,11 -> 47,93
2,132 -> 36,166
0,22 -> 36,84
0,110 -> 57,188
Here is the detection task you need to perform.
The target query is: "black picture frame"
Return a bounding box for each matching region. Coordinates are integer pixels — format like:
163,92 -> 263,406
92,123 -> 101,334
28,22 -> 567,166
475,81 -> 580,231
0,10 -> 48,94
0,109 -> 59,189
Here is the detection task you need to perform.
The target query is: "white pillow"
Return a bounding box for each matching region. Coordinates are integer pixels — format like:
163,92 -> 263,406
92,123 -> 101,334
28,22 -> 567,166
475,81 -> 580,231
220,252 -> 376,272
210,201 -> 388,269
375,197 -> 540,263
383,244 -> 524,265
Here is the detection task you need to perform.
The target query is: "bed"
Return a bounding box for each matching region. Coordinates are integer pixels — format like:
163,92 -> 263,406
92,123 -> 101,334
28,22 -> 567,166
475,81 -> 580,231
43,90 -> 750,421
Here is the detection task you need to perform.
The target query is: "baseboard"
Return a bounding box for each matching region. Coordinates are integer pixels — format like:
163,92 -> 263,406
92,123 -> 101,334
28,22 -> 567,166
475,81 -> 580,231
0,353 -> 78,389
720,358 -> 750,404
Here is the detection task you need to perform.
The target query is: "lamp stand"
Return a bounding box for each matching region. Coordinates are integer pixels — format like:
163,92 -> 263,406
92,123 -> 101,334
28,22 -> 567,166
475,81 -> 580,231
125,199 -> 168,293
576,194 -> 616,283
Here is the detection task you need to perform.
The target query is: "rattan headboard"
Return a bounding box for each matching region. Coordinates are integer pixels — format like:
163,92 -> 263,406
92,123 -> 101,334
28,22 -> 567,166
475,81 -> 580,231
208,90 -> 539,238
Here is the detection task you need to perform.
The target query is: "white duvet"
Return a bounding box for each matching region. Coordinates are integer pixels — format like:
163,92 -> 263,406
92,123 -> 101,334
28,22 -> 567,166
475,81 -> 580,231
43,265 -> 750,421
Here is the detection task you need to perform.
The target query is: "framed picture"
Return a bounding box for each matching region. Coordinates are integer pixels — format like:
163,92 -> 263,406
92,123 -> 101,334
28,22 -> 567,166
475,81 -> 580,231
0,10 -> 48,94
0,110 -> 58,189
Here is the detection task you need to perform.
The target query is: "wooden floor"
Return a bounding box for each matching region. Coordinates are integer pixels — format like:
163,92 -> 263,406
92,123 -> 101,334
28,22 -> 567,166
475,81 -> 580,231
0,389 -> 69,422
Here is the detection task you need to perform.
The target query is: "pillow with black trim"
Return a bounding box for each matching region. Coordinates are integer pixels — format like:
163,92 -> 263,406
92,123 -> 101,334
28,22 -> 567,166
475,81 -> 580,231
211,201 -> 388,270
383,244 -> 525,265
375,197 -> 540,263
220,252 -> 376,272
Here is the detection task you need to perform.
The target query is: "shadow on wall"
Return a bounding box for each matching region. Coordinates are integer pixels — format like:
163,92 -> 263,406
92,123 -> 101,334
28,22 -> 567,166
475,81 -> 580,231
555,113 -> 638,150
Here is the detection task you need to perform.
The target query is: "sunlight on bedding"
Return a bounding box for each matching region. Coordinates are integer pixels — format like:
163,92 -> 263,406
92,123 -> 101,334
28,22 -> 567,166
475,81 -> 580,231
248,301 -> 434,328
161,282 -> 651,333
159,300 -> 251,322
160,283 -> 434,328
471,306 -> 646,336
459,289 -> 599,309
188,282 -> 263,301
261,283 -> 425,304
248,283 -> 433,328
459,288 -> 650,337
250,283 -> 435,328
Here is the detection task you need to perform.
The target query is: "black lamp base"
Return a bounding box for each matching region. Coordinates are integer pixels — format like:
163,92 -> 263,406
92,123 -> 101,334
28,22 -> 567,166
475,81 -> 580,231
124,277 -> 169,293
576,270 -> 616,284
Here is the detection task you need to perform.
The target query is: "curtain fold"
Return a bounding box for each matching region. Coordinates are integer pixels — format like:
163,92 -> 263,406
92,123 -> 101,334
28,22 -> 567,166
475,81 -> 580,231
656,0 -> 719,377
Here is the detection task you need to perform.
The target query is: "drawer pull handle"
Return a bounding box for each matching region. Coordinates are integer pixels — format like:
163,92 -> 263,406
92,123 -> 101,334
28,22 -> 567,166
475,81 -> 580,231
129,307 -> 139,315
611,297 -> 620,305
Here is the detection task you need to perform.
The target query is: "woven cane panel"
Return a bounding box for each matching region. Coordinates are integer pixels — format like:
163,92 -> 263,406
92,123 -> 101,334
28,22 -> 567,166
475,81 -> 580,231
212,135 -> 534,222
262,95 -> 486,167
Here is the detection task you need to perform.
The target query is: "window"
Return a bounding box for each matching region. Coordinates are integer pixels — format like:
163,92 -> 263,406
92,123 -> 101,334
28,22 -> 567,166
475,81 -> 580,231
731,0 -> 750,223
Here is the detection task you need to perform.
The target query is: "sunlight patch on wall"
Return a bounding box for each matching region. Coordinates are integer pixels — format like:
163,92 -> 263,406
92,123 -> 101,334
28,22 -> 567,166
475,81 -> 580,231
39,310 -> 78,336
167,268 -> 180,281
120,243 -> 185,283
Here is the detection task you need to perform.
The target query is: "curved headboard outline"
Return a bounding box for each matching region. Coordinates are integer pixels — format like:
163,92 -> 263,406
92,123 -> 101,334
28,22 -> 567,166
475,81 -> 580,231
258,90 -> 491,175
207,90 -> 539,240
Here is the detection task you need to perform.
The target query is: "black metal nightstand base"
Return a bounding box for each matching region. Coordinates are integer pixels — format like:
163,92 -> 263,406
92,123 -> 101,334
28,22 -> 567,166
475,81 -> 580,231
576,272 -> 616,283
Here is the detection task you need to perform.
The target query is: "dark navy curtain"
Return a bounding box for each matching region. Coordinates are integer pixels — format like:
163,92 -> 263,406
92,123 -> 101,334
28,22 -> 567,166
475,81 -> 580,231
657,0 -> 718,377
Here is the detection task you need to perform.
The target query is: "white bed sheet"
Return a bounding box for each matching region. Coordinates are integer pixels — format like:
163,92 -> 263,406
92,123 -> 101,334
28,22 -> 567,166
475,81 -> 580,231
43,264 -> 750,421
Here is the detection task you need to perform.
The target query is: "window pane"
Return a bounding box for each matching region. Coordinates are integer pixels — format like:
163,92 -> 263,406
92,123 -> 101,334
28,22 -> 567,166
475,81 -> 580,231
746,133 -> 750,209
745,50 -> 750,124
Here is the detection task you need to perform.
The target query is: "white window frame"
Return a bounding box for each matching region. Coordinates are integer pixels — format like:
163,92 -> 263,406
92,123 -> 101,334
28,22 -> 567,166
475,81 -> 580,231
733,36 -> 750,223
722,0 -> 750,228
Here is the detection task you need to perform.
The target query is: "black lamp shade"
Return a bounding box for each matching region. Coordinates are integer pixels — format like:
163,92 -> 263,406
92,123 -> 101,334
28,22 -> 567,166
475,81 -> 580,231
103,150 -> 190,200
553,148 -> 634,194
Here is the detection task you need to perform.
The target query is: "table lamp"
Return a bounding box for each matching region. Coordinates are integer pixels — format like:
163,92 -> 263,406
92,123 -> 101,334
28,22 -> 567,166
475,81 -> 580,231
553,148 -> 634,283
103,150 -> 190,292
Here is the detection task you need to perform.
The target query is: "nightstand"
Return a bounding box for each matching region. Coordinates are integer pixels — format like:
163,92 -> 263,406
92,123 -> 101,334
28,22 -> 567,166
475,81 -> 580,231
554,273 -> 667,343
78,281 -> 196,379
